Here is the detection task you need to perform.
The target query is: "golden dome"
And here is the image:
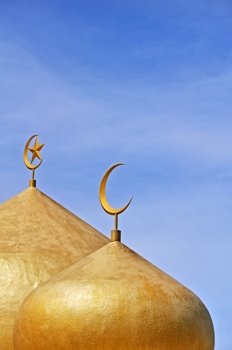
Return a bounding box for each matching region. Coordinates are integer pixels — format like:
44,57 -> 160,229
13,241 -> 214,350
0,186 -> 109,350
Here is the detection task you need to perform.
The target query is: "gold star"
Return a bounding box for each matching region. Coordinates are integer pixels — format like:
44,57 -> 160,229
29,136 -> 45,163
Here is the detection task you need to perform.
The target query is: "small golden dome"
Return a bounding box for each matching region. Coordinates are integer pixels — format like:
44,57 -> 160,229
0,187 -> 109,350
13,241 -> 214,350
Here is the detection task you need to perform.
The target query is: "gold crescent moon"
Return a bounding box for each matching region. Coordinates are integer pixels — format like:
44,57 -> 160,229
99,163 -> 133,215
24,134 -> 43,170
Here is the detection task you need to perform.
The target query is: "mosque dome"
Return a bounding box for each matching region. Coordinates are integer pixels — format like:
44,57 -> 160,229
13,240 -> 215,350
0,186 -> 109,350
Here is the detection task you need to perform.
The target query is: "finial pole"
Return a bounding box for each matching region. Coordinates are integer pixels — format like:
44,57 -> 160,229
111,213 -> 121,241
29,169 -> 36,187
114,213 -> 118,230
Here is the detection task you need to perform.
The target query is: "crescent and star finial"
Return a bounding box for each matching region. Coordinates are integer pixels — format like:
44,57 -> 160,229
24,135 -> 45,187
99,163 -> 133,242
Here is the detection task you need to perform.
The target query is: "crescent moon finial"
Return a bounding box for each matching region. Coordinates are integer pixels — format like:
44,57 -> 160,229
99,163 -> 133,242
24,135 -> 45,188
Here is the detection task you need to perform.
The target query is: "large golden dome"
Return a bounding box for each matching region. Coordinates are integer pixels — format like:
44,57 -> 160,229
0,186 -> 109,350
13,241 -> 214,350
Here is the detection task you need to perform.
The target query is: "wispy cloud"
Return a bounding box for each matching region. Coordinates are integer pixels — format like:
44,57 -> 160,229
1,2 -> 232,348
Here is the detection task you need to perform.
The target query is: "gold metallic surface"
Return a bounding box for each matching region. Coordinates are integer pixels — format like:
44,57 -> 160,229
28,136 -> 44,163
99,163 -> 133,217
13,242 -> 214,350
24,135 -> 44,170
24,135 -> 45,187
0,187 -> 109,350
99,163 -> 132,236
29,179 -> 36,187
111,229 -> 121,241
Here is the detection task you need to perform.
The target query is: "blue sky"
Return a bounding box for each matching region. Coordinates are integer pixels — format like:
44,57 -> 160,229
1,1 -> 232,348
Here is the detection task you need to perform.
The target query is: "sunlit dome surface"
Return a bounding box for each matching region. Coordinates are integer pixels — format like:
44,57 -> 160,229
14,241 -> 214,350
0,186 -> 109,350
